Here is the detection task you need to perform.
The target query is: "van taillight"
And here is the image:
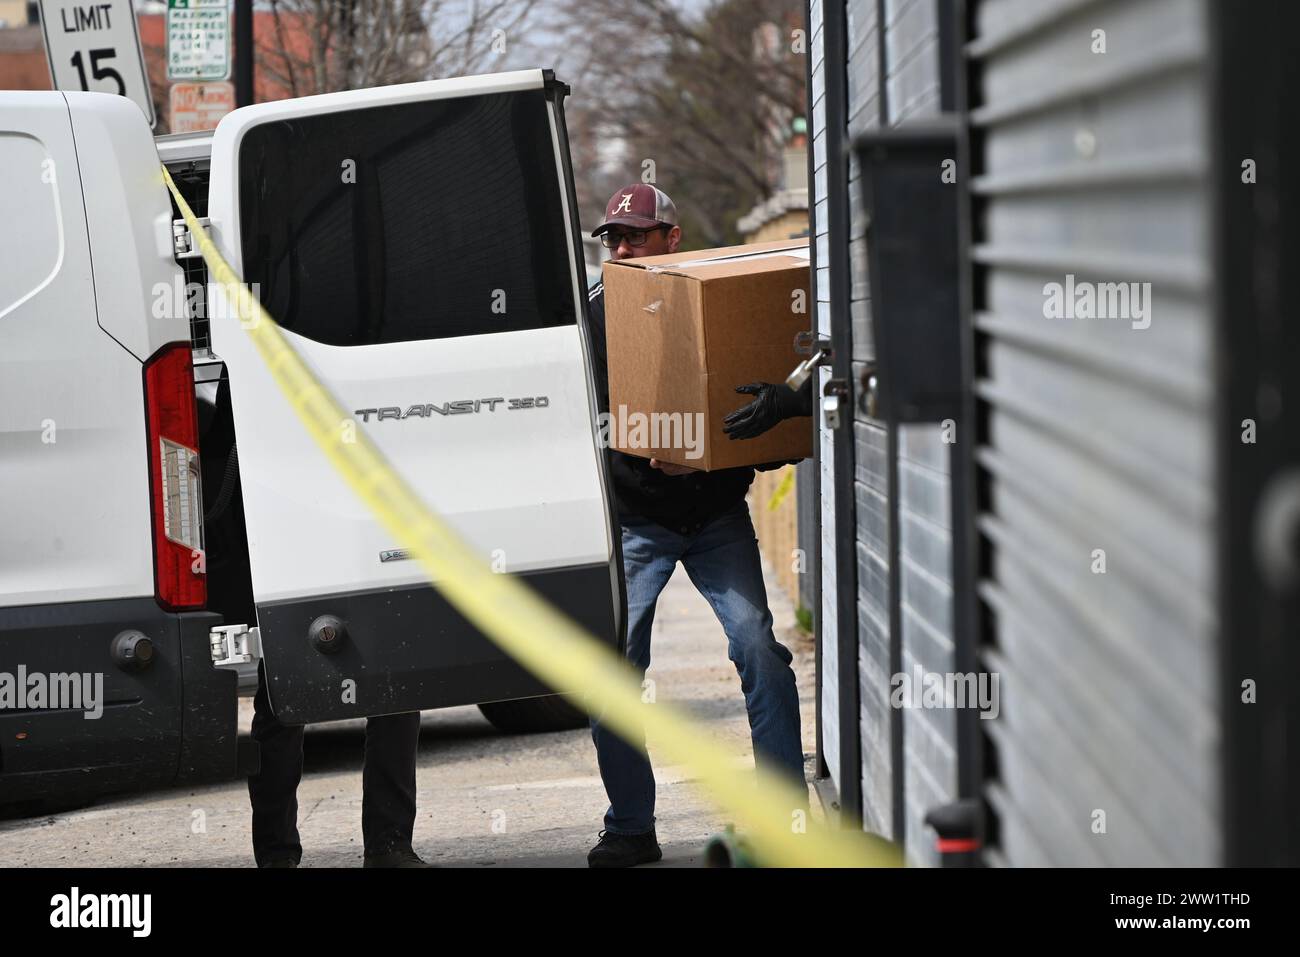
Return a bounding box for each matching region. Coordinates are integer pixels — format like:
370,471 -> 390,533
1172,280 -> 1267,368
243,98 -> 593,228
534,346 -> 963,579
144,343 -> 206,610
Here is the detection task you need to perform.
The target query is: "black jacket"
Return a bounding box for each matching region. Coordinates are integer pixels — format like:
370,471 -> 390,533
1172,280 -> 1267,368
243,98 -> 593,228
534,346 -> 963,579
586,281 -> 790,535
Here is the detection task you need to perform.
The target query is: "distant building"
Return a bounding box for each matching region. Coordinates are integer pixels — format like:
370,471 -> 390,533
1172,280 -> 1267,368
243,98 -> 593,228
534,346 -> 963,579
0,0 -> 36,29
0,23 -> 48,90
738,119 -> 809,243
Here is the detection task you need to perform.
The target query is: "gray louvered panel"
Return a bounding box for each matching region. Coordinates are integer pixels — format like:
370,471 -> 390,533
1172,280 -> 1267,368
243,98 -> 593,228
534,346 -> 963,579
855,467 -> 889,558
982,664 -> 1111,866
843,0 -> 894,838
884,0 -> 943,123
899,421 -> 950,472
854,408 -> 893,834
899,429 -> 959,867
972,0 -> 1202,123
979,342 -> 1210,509
854,417 -> 889,489
975,61 -> 1207,192
977,192 -> 1206,289
900,509 -> 950,584
846,0 -> 881,133
847,168 -> 872,308
981,510 -> 1217,793
858,651 -> 893,835
970,0 -> 1218,865
902,695 -> 957,867
980,439 -> 1215,707
857,539 -> 889,636
851,298 -> 874,361
812,0 -> 825,61
985,784 -> 1050,867
899,458 -> 951,535
900,555 -> 953,657
820,448 -> 841,789
980,568 -> 1219,864
986,640 -> 1202,866
849,232 -> 872,314
891,349 -> 959,865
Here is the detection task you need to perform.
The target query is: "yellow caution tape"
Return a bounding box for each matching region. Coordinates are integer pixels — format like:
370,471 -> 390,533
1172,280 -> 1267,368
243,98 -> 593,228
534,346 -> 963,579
164,165 -> 897,868
766,467 -> 796,512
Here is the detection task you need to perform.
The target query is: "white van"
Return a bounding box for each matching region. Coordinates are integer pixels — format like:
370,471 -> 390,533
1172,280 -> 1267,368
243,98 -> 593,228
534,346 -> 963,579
0,70 -> 625,806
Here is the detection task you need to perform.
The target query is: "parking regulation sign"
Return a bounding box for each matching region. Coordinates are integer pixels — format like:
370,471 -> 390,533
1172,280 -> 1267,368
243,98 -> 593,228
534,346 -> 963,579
38,0 -> 156,127
167,0 -> 230,82
169,80 -> 235,133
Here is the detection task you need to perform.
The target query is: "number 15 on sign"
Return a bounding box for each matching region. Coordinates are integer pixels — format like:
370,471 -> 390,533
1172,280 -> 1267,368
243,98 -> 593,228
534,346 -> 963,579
38,0 -> 157,127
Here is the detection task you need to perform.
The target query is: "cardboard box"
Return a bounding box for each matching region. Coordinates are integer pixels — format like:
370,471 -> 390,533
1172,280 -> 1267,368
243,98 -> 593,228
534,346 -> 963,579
603,238 -> 813,471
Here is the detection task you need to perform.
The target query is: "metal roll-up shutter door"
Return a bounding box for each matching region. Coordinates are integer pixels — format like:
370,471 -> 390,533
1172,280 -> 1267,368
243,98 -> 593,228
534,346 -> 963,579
966,0 -> 1218,865
847,0 -> 891,838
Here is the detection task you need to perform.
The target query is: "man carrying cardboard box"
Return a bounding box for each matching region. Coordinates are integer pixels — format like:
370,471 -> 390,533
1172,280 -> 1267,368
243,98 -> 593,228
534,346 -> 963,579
584,183 -> 811,868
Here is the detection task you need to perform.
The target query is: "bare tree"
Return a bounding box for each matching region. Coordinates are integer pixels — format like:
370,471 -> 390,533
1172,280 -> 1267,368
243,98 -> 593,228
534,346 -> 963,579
258,0 -> 540,97
555,0 -> 805,247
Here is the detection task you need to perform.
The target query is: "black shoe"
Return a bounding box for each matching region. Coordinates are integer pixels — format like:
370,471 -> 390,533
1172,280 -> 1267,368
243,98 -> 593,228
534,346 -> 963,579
260,856 -> 299,869
587,829 -> 663,868
363,847 -> 431,868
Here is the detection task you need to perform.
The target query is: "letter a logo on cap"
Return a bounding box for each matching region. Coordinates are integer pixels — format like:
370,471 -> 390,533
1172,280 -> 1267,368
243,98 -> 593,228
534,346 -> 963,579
592,183 -> 678,237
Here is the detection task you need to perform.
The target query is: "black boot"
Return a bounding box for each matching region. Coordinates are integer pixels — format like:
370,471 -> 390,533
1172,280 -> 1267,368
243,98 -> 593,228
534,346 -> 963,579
363,847 -> 431,868
587,829 -> 663,868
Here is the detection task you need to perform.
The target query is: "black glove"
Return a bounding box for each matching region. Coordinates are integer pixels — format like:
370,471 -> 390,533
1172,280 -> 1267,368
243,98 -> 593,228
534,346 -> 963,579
723,381 -> 811,440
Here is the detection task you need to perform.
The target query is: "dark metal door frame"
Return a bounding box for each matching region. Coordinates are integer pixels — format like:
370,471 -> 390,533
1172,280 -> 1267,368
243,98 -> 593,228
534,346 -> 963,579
820,0 -> 864,824
873,0 -> 906,847
1212,0 -> 1299,866
949,0 -> 984,826
803,0 -> 829,791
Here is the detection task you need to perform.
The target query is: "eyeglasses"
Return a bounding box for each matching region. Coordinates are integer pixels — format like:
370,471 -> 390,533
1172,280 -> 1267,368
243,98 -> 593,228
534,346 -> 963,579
600,227 -> 665,249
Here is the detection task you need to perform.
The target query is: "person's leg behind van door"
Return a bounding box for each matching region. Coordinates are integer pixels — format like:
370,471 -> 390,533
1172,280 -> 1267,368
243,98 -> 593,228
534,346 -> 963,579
361,711 -> 422,856
247,664 -> 305,867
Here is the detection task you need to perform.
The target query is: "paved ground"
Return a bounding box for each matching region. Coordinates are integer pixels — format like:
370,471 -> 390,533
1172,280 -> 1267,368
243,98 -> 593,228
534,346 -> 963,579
0,557 -> 817,867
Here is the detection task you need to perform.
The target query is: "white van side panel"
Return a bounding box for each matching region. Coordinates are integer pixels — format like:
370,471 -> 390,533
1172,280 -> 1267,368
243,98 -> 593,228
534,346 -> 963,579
65,92 -> 189,363
0,92 -> 176,606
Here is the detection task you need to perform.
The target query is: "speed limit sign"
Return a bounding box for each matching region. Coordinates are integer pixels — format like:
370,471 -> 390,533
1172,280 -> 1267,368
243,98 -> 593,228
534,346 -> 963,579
38,0 -> 157,128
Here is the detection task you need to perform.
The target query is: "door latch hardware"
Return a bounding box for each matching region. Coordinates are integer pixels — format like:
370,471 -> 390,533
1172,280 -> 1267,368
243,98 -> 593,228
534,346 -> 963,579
822,379 -> 850,429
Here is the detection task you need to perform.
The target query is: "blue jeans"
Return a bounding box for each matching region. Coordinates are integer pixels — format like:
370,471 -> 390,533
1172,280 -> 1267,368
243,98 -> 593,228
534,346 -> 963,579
590,500 -> 804,835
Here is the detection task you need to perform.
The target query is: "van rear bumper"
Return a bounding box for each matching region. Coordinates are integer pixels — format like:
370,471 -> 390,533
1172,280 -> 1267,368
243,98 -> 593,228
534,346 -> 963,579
256,562 -> 620,724
0,599 -> 231,804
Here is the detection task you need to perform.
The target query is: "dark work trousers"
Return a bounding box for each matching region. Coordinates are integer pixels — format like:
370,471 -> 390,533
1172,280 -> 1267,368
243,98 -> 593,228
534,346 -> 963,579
247,665 -> 422,866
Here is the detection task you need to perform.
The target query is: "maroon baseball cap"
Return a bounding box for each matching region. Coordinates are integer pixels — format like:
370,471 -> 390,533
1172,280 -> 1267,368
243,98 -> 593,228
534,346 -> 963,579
591,183 -> 679,236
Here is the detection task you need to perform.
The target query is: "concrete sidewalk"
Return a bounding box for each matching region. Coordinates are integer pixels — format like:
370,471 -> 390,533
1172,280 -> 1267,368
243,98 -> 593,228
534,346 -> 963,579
0,555 -> 816,867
